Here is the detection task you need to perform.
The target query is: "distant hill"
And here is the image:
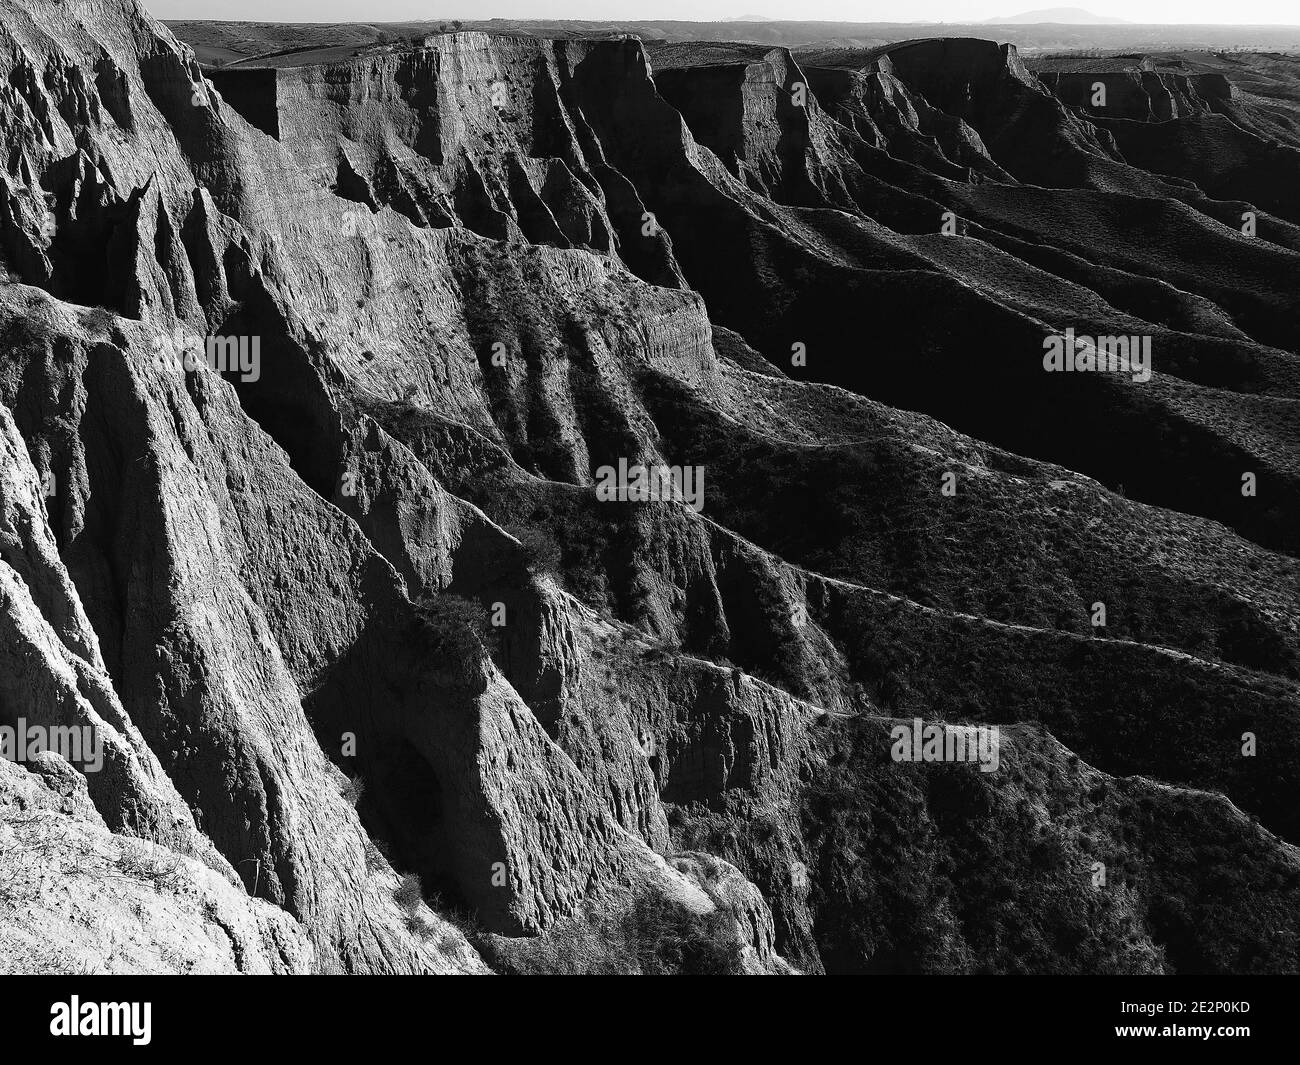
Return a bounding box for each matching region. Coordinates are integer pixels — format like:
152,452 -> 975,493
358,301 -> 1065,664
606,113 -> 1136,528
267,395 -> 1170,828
168,19 -> 1300,68
987,7 -> 1128,22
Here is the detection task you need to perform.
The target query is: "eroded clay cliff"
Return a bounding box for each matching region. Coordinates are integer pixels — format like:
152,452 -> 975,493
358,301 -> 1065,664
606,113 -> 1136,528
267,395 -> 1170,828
2,0 -> 1300,974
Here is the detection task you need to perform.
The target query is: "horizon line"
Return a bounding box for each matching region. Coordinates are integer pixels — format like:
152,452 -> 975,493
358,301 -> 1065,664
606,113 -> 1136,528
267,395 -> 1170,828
158,16 -> 1300,28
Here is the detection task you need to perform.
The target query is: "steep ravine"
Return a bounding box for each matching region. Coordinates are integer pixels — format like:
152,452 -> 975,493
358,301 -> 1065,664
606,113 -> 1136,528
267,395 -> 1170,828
1,1 -> 1298,974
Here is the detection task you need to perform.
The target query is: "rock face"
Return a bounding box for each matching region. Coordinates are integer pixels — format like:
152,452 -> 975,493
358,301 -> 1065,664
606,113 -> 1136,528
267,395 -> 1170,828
2,0 -> 1300,974
1,755 -> 311,974
1036,70 -> 1228,121
1030,55 -> 1300,226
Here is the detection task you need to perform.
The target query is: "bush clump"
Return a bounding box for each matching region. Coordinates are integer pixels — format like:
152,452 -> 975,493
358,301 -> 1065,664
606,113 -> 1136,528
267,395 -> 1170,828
394,872 -> 424,913
413,594 -> 492,662
504,523 -> 563,575
492,892 -> 746,975
619,892 -> 745,975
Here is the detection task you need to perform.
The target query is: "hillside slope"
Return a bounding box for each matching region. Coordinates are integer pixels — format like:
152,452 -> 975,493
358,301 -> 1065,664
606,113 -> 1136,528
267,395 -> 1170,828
1,1 -> 1298,974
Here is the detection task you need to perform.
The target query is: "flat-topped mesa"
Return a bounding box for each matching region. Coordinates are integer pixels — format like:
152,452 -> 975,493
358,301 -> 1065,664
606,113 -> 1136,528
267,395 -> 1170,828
202,32 -> 691,278
1037,69 -> 1235,121
803,56 -> 1014,183
646,43 -> 1002,209
877,37 -> 1041,118
652,47 -> 821,199
804,54 -> 923,143
210,35 -> 601,242
859,37 -> 1128,185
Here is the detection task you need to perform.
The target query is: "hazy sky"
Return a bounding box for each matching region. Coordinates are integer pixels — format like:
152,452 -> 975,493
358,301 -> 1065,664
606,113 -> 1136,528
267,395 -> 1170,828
145,1 -> 1300,24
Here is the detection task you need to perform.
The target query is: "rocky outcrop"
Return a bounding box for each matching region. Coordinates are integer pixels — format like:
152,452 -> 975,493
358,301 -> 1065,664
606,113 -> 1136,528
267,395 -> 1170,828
0,0 -> 785,973
2,0 -> 1300,975
1037,69 -> 1230,121
0,755 -> 311,974
1030,60 -> 1300,226
209,34 -> 672,273
803,57 -> 1014,183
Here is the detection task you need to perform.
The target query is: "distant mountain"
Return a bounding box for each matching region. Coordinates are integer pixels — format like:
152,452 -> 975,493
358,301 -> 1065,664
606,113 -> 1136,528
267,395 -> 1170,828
987,7 -> 1128,22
